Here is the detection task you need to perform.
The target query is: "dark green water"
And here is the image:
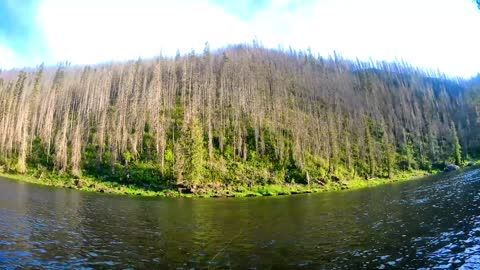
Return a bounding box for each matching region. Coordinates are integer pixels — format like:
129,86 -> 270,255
1,169 -> 480,269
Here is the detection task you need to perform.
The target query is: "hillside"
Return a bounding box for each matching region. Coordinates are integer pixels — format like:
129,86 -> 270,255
1,45 -> 479,194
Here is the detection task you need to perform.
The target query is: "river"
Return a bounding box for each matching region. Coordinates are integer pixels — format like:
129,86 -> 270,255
1,169 -> 480,269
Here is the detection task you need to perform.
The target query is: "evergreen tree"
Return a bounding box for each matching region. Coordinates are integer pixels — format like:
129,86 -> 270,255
452,123 -> 462,166
364,118 -> 375,178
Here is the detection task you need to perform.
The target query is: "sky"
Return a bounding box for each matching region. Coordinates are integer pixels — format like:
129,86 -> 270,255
0,0 -> 479,78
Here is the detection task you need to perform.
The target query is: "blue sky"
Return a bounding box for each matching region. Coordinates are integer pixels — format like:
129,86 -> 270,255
0,0 -> 479,78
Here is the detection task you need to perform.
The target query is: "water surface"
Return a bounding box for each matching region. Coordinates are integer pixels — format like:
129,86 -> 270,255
1,169 -> 480,269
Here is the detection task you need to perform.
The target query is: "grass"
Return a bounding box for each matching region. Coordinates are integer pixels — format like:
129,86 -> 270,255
0,166 -> 449,198
0,172 -> 180,197
343,170 -> 433,190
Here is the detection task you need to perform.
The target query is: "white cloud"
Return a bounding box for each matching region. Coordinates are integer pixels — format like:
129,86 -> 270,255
0,45 -> 34,70
248,0 -> 480,77
38,0 -> 253,65
10,0 -> 480,77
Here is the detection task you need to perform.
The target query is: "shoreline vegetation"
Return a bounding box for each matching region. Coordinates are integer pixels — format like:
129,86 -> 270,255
0,168 -> 461,198
1,44 -> 480,199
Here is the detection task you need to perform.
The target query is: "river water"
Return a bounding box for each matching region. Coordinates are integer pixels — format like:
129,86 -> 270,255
1,169 -> 480,269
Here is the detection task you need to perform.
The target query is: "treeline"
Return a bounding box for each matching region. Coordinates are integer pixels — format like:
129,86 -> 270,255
0,44 -> 479,188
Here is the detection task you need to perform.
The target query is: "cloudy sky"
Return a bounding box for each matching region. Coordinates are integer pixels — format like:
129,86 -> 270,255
1,0 -> 479,77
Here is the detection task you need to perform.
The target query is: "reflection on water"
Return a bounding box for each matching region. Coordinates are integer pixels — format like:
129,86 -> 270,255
1,169 -> 480,269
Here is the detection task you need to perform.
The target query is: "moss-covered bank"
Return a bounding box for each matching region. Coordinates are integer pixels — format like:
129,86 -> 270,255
0,168 -> 449,198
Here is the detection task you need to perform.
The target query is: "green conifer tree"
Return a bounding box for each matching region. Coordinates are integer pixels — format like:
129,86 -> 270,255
452,123 -> 462,166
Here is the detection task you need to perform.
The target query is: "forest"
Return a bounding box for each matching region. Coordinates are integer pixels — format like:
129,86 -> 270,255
1,44 -> 480,195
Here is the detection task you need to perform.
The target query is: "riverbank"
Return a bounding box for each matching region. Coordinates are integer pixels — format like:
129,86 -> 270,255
0,168 -> 451,198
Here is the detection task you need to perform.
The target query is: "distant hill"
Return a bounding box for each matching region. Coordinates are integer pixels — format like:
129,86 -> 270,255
0,45 -> 479,189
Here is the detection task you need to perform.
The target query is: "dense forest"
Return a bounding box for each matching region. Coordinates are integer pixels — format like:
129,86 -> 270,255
1,44 -> 480,191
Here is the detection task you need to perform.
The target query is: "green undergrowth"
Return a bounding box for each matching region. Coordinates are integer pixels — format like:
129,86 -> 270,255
0,166 -> 464,198
343,170 -> 432,190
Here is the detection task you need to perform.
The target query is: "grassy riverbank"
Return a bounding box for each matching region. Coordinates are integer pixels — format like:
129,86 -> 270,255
0,168 -> 443,198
